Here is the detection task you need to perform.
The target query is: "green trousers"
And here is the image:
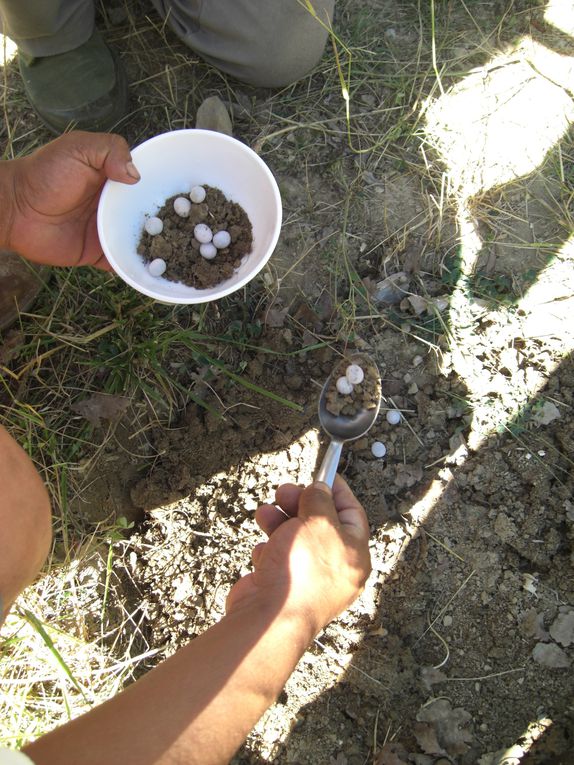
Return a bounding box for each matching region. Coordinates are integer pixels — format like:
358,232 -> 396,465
0,0 -> 335,87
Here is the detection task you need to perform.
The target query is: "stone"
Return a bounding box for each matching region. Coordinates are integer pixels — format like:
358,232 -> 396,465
532,642 -> 570,668
195,95 -> 233,136
549,609 -> 574,647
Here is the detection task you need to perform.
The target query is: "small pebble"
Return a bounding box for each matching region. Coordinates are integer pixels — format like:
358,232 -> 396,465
200,242 -> 217,260
346,364 -> 364,385
336,376 -> 354,396
212,230 -> 231,249
148,258 -> 167,277
194,223 -> 213,243
144,216 -> 163,236
189,185 -> 206,203
371,441 -> 386,458
174,197 -> 191,217
386,409 -> 401,425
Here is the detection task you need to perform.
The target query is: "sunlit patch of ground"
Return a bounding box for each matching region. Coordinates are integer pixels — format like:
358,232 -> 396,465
424,16 -> 574,452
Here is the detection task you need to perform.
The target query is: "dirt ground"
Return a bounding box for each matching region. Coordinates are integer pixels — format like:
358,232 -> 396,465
122,338 -> 574,765
2,0 -> 574,763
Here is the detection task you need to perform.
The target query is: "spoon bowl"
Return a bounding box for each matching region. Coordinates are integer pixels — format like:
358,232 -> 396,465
316,357 -> 381,486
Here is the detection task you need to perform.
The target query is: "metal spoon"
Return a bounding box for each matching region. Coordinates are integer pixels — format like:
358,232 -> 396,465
315,359 -> 381,487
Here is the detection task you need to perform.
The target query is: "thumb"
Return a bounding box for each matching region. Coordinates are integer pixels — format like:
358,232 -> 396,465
297,482 -> 339,525
65,130 -> 141,184
100,134 -> 141,184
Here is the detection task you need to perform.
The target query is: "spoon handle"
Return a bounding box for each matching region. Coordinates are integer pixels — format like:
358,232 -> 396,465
315,440 -> 343,487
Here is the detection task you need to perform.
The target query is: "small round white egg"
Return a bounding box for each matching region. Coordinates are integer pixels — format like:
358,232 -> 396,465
189,185 -> 206,203
200,242 -> 217,260
346,364 -> 364,385
194,223 -> 213,244
144,216 -> 163,236
174,197 -> 192,217
336,376 -> 354,396
148,258 -> 167,277
371,441 -> 387,458
386,409 -> 401,425
212,230 -> 231,249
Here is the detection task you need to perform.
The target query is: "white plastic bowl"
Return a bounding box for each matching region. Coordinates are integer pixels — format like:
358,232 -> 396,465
97,129 -> 282,303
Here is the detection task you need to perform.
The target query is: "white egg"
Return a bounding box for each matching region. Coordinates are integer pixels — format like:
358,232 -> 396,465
189,185 -> 206,203
212,230 -> 231,249
386,409 -> 401,425
174,197 -> 192,217
144,216 -> 163,236
346,364 -> 364,385
200,242 -> 217,260
194,224 -> 213,243
371,441 -> 387,458
148,258 -> 167,277
336,376 -> 354,396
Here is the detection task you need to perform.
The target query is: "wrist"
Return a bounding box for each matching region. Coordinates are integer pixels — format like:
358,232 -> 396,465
219,594 -> 318,718
0,160 -> 18,251
229,590 -> 322,649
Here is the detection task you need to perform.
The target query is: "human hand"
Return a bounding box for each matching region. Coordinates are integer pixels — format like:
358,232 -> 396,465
227,476 -> 371,636
3,131 -> 140,270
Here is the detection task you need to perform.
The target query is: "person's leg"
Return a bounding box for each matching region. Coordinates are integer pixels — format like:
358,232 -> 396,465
0,425 -> 52,626
0,0 -> 128,134
0,0 -> 93,57
150,0 -> 335,88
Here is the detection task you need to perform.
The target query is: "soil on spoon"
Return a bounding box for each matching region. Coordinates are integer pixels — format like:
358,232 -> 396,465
137,185 -> 253,289
324,353 -> 381,417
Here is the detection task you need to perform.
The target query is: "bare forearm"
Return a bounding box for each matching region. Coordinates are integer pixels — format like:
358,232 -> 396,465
25,598 -> 316,765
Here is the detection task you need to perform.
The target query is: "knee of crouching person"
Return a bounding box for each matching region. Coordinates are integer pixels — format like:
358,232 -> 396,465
0,479 -> 52,624
243,38 -> 329,88
28,473 -> 53,572
0,427 -> 53,618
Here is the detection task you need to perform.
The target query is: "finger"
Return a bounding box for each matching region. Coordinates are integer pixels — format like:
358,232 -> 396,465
92,254 -> 113,271
80,215 -> 113,270
332,474 -> 370,542
255,504 -> 289,537
297,481 -> 340,525
274,483 -> 304,516
255,483 -> 304,536
251,542 -> 266,566
65,130 -> 141,185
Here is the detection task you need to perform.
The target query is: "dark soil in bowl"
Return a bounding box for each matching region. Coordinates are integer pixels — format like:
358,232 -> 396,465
137,185 -> 253,289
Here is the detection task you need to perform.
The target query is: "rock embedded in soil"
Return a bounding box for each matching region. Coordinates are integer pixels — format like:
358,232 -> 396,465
549,608 -> 574,647
532,642 -> 570,668
138,185 -> 253,289
325,353 -> 380,417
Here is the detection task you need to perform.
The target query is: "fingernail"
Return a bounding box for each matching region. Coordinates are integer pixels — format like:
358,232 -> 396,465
312,481 -> 332,494
126,161 -> 141,181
